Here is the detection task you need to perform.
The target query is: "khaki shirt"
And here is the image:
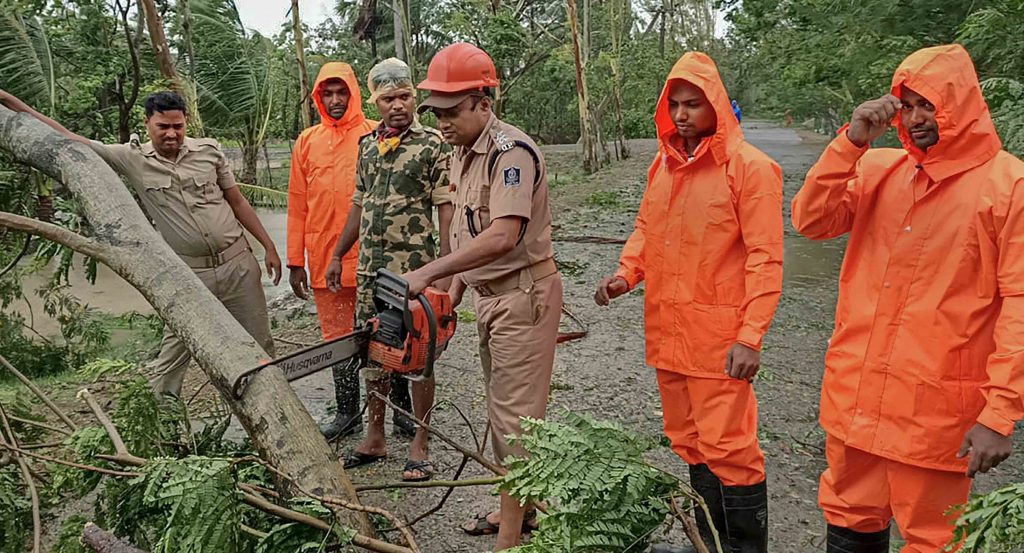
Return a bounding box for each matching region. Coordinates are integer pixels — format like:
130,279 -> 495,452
88,136 -> 243,257
450,114 -> 554,286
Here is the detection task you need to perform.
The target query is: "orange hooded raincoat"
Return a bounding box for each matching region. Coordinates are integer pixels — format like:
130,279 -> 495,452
615,52 -> 784,377
792,44 -> 1024,472
287,63 -> 375,289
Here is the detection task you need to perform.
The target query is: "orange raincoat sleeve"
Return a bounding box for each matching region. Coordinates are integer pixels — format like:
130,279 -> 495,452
790,128 -> 872,240
735,158 -> 784,350
614,157 -> 660,288
982,179 -> 1024,435
286,134 -> 309,268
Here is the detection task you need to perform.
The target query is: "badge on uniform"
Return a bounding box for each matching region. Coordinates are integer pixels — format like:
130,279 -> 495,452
503,166 -> 521,188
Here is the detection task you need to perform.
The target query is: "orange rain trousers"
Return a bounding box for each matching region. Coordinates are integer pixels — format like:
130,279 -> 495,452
656,369 -> 765,486
820,435 -> 970,552
312,287 -> 357,340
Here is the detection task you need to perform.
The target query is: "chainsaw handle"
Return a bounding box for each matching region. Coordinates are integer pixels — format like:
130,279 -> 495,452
417,292 -> 438,380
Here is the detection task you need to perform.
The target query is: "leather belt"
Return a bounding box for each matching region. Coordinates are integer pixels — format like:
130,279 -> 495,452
178,237 -> 250,269
472,257 -> 558,297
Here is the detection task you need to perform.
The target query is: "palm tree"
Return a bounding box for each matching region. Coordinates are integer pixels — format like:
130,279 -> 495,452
190,0 -> 276,186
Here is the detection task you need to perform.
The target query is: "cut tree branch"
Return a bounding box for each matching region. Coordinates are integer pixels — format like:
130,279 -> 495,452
79,389 -> 146,466
0,403 -> 41,553
370,391 -> 505,474
81,522 -> 147,553
0,352 -> 79,431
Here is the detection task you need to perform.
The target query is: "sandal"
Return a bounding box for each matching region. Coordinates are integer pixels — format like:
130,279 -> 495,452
342,450 -> 386,469
402,459 -> 435,482
461,509 -> 539,536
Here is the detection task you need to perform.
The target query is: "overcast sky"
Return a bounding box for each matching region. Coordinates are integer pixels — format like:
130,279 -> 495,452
234,0 -> 334,37
234,1 -> 729,40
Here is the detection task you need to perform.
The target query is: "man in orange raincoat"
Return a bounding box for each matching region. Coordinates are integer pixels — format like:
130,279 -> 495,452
792,44 -> 1022,552
595,52 -> 783,552
287,63 -> 413,439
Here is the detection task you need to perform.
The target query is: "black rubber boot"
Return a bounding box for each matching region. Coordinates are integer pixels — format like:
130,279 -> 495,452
825,524 -> 889,553
319,360 -> 363,440
689,464 -> 727,552
389,372 -> 417,438
721,480 -> 768,553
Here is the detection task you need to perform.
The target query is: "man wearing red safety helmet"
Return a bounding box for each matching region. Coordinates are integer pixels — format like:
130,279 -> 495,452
400,42 -> 563,551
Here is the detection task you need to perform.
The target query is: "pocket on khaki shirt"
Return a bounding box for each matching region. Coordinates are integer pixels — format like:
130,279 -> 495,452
142,177 -> 172,208
190,170 -> 220,205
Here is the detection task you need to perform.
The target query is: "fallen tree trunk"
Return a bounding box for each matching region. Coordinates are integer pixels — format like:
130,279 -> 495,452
82,523 -> 148,553
0,106 -> 373,537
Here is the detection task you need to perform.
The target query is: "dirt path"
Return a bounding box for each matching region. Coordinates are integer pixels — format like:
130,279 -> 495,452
199,121 -> 1024,551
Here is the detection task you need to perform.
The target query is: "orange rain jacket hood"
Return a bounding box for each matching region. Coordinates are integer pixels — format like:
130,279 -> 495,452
615,52 -> 784,376
792,44 -> 1024,471
287,62 -> 375,288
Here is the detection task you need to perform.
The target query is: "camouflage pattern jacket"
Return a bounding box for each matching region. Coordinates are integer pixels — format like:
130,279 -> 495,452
352,120 -> 452,317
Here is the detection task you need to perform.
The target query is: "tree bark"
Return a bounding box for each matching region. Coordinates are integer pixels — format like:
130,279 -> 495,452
138,0 -> 181,92
81,523 -> 148,553
0,106 -> 374,538
567,0 -> 602,173
241,140 -> 260,185
292,0 -> 312,130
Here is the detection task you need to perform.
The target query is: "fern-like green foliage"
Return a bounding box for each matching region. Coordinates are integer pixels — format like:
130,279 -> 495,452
52,515 -> 90,553
113,378 -> 174,459
501,413 -> 679,552
142,457 -> 243,553
49,426 -> 113,498
0,465 -> 33,553
949,482 -> 1024,552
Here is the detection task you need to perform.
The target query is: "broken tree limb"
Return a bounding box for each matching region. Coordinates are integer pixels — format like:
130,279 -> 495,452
10,415 -> 71,437
78,389 -> 146,466
81,523 -> 148,553
0,402 -> 41,553
239,486 -> 413,553
0,352 -> 79,431
0,105 -> 372,536
370,391 -> 505,475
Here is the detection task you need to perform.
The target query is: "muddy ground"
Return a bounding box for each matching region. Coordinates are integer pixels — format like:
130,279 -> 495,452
25,121 -> 1024,552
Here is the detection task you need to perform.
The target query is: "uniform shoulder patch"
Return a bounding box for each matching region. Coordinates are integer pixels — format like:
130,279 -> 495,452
502,166 -> 522,187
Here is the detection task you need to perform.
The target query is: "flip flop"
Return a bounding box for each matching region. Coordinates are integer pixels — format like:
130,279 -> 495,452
342,450 -> 386,469
461,509 -> 539,536
402,459 -> 435,482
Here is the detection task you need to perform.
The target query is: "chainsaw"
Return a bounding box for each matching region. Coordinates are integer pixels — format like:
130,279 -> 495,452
232,269 -> 456,398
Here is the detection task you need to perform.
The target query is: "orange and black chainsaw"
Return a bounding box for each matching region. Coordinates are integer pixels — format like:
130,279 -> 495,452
232,269 -> 456,398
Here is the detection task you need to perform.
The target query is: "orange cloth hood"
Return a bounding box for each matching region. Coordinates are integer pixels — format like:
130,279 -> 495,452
655,51 -> 743,165
312,62 -> 366,129
890,44 -> 1002,181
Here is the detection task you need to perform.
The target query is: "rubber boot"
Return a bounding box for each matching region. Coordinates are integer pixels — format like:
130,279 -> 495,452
389,372 -> 417,438
825,525 -> 889,553
689,464 -> 727,553
319,359 -> 363,440
721,480 -> 768,553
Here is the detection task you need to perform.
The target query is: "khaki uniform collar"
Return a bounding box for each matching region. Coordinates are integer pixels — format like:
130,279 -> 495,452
469,113 -> 498,155
141,137 -> 193,162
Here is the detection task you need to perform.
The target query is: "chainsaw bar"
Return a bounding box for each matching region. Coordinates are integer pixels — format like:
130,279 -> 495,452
231,329 -> 370,398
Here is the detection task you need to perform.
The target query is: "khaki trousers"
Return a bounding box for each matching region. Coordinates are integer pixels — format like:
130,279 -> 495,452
149,250 -> 274,396
474,271 -> 563,461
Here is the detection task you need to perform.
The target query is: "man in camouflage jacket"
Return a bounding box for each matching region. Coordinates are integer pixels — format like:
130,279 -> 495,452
325,58 -> 454,481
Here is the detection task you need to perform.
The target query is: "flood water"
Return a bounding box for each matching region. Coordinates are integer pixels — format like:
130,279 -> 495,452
10,121 -> 845,335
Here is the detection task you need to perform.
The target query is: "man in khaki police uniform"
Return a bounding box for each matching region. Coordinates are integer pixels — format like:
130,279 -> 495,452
400,43 -> 563,551
0,90 -> 280,397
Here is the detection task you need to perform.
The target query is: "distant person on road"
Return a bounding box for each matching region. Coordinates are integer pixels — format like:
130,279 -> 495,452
325,58 -> 454,481
732,98 -> 743,122
0,89 -> 280,398
286,62 -> 416,441
595,52 -> 783,553
792,44 -> 1024,552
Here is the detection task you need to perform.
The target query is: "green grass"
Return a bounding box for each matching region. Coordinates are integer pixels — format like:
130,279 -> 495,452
585,190 -> 624,209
